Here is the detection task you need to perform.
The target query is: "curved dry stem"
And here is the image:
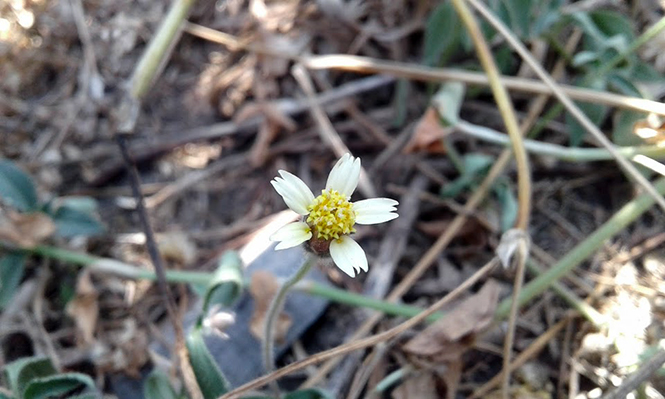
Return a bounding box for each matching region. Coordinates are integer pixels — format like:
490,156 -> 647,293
466,0 -> 665,214
448,2 -> 531,395
449,0 -> 530,230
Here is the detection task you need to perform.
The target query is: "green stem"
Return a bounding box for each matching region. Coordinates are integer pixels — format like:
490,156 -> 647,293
130,0 -> 197,100
23,243 -> 607,326
262,255 -> 315,396
30,245 -> 212,285
496,177 -> 665,320
18,245 -> 434,319
526,103 -> 563,139
525,259 -> 605,328
457,120 -> 665,162
596,16 -> 665,77
295,281 -> 440,323
373,366 -> 411,393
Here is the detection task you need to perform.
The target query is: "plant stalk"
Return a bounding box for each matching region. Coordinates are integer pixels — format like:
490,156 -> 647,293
262,254 -> 316,382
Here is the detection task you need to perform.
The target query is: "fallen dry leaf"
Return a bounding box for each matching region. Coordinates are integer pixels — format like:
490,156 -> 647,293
391,372 -> 441,399
401,280 -> 502,399
403,279 -> 502,361
157,231 -> 198,266
249,270 -> 292,343
250,121 -> 281,168
66,270 -> 99,345
417,218 -> 488,248
403,107 -> 451,154
0,211 -> 55,248
235,101 -> 297,167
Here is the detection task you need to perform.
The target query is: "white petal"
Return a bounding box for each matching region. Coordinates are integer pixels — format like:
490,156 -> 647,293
353,198 -> 399,225
329,236 -> 368,278
353,198 -> 398,211
356,212 -> 399,224
325,153 -> 349,194
270,222 -> 312,250
279,170 -> 315,205
339,157 -> 361,197
325,153 -> 360,197
271,171 -> 314,215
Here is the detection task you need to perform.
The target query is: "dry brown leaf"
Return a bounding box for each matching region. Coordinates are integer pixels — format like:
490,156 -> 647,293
236,101 -> 297,167
157,231 -> 197,266
403,107 -> 451,154
417,218 -> 488,248
249,270 -> 291,343
0,211 -> 55,248
403,279 -> 502,361
250,122 -> 280,168
65,270 -> 99,345
391,372 -> 441,399
438,358 -> 462,399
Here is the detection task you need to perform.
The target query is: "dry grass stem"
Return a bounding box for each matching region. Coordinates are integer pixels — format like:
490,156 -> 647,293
467,0 -> 665,213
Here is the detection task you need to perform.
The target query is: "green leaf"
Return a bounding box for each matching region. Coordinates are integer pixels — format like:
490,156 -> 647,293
565,78 -> 608,146
0,160 -> 38,212
571,50 -> 599,68
631,62 -> 665,84
0,252 -> 27,310
54,197 -> 99,215
423,2 -> 460,66
441,154 -> 493,198
607,72 -> 643,98
570,12 -> 608,48
613,110 -> 648,147
494,45 -> 518,74
499,0 -> 533,38
493,179 -> 518,232
589,10 -> 635,41
4,357 -> 57,397
22,373 -> 96,399
144,370 -> 178,399
284,388 -> 335,399
51,206 -> 104,238
566,101 -> 608,146
392,79 -> 410,127
187,328 -> 229,399
199,251 -> 243,316
531,1 -> 562,37
431,82 -> 465,126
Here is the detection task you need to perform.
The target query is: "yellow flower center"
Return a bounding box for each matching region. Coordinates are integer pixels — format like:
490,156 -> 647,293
306,189 -> 356,240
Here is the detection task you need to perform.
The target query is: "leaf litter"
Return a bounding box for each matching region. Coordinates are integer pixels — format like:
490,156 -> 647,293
2,0 -> 665,398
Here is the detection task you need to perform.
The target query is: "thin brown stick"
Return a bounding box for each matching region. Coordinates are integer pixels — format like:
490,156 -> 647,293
471,316 -> 571,398
291,64 -> 377,198
116,136 -> 202,399
300,55 -> 665,116
184,23 -> 665,116
601,349 -> 665,399
448,1 -> 530,397
449,0 -> 530,230
218,260 -> 497,398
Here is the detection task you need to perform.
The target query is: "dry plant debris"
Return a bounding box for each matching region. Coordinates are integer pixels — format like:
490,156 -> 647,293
2,0 -> 665,398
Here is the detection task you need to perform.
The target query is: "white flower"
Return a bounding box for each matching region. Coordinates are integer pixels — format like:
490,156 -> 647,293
270,153 -> 399,277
